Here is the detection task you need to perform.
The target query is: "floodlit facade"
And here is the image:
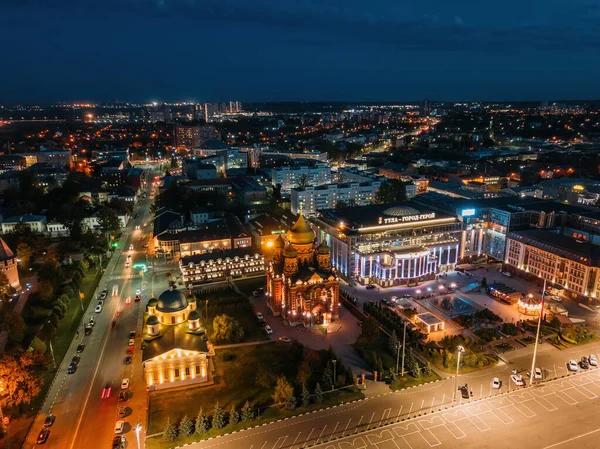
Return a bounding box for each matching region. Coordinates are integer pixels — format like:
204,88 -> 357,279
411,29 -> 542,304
290,181 -> 381,216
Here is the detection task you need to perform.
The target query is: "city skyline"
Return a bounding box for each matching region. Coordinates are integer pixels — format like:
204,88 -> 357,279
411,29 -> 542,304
2,0 -> 600,103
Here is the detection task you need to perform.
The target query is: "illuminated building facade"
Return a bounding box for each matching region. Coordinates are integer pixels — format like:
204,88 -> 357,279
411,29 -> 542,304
314,202 -> 462,287
266,214 -> 340,327
143,287 -> 209,390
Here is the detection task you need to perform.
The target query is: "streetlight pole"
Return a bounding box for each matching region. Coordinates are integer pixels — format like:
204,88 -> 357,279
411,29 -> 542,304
395,343 -> 401,375
529,279 -> 546,386
401,321 -> 407,377
49,340 -> 57,370
452,346 -> 465,402
332,360 -> 337,390
135,424 -> 142,449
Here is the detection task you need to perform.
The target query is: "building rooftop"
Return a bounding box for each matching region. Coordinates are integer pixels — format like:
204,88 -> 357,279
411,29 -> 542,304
142,322 -> 208,361
415,312 -> 443,326
508,229 -> 600,266
181,247 -> 259,266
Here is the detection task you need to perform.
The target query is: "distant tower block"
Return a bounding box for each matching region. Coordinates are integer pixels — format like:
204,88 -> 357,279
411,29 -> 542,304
0,237 -> 20,290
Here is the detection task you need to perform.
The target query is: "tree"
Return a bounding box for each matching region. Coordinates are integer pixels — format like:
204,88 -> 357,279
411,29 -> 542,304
211,314 -> 244,344
296,359 -> 312,386
179,415 -> 194,437
321,362 -> 333,391
286,393 -> 297,410
163,417 -> 178,441
57,199 -> 90,241
195,407 -> 209,434
241,401 -> 254,422
388,330 -> 399,356
16,242 -> 33,270
97,206 -> 121,241
211,402 -> 226,430
313,382 -> 323,404
335,200 -> 348,209
376,357 -> 384,378
0,350 -> 47,409
228,405 -> 239,426
301,382 -> 311,407
272,375 -> 294,404
374,179 -> 407,204
298,174 -> 309,187
360,316 -> 380,342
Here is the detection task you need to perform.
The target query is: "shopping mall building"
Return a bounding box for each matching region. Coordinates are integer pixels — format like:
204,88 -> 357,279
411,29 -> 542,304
314,202 -> 462,287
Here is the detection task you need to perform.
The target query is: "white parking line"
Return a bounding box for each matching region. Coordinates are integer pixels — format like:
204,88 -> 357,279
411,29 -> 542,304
329,422 -> 339,441
301,428 -> 314,448
272,436 -> 287,449
291,432 -> 302,447
354,415 -> 364,434
380,408 -> 391,426
366,412 -> 375,430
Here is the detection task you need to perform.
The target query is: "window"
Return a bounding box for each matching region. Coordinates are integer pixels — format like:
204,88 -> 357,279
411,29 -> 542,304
174,368 -> 180,378
196,365 -> 200,374
185,367 -> 190,376
171,316 -> 175,324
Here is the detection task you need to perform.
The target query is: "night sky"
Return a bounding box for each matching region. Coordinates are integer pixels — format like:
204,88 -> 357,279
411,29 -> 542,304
1,0 -> 599,103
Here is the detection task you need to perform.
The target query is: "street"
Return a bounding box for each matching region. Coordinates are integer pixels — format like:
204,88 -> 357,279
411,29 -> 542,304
22,167 -> 171,449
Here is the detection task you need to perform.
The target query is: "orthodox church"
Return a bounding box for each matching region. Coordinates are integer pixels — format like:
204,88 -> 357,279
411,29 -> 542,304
266,213 -> 339,327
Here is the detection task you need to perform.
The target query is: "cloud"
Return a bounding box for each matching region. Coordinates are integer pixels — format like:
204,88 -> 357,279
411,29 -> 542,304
453,16 -> 464,26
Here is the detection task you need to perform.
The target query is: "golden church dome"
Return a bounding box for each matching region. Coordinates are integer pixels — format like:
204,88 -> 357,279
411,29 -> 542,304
283,244 -> 298,258
288,213 -> 315,245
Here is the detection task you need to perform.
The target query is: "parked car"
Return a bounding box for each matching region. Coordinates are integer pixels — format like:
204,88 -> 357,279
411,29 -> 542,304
88,317 -> 95,327
95,304 -> 103,313
129,244 -> 134,250
129,331 -> 136,338
590,354 -> 598,366
121,378 -> 130,390
256,312 -> 264,321
127,346 -> 134,355
112,435 -> 125,449
114,421 -> 125,434
534,367 -> 543,380
134,295 -> 141,302
128,338 -> 135,346
580,357 -> 590,370
124,356 -> 132,364
118,391 -> 129,402
44,414 -> 55,427
279,336 -> 291,343
84,324 -> 93,335
366,284 -> 376,290
381,299 -> 391,306
100,292 -> 107,300
459,386 -> 470,399
492,378 -> 502,389
67,362 -> 77,374
502,272 -> 513,277
252,290 -> 259,297
510,374 -> 524,386
71,355 -> 81,366
76,344 -> 85,353
37,428 -> 50,444
568,360 -> 579,372
264,325 -> 273,335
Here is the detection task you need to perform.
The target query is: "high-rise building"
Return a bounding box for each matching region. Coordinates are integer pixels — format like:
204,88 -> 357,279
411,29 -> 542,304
421,99 -> 432,116
174,125 -> 202,150
204,103 -> 215,123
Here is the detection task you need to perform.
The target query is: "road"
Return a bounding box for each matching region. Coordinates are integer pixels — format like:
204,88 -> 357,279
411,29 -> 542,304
22,169 -> 164,449
184,338 -> 600,449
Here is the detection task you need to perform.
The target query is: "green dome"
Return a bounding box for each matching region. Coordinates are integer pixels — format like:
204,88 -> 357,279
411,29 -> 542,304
273,234 -> 285,249
317,239 -> 330,254
188,310 -> 200,321
147,297 -> 158,307
146,315 -> 159,325
157,288 -> 188,312
187,294 -> 197,303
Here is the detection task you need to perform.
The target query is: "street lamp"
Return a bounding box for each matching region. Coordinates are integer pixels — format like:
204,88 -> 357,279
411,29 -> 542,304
46,320 -> 57,370
134,423 -> 142,449
452,345 -> 465,402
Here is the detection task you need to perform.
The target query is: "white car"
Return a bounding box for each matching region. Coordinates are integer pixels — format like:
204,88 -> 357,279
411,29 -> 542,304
114,421 -> 125,434
590,354 -> 598,366
390,296 -> 398,303
135,289 -> 141,296
534,367 -> 543,380
129,244 -> 134,250
264,325 -> 273,335
128,338 -> 135,346
256,313 -> 264,321
550,296 -> 562,302
510,374 -> 524,386
568,360 -> 579,372
502,272 -> 513,277
120,378 -> 130,390
95,305 -> 103,313
492,377 -> 501,389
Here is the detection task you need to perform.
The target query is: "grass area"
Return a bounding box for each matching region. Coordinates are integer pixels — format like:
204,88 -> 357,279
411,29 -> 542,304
146,342 -> 363,448
1,267 -> 102,449
517,336 -> 536,346
232,276 -> 266,296
201,287 -> 268,343
388,371 -> 440,391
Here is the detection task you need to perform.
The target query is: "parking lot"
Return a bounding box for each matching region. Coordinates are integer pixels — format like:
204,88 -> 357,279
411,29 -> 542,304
234,368 -> 600,449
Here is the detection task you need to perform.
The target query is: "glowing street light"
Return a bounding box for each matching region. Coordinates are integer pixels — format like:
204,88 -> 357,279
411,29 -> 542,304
135,423 -> 142,449
452,346 -> 465,402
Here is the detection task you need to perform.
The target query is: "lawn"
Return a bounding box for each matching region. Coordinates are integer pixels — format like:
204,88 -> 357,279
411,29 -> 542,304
146,342 -> 363,448
232,276 -> 266,296
388,371 -> 440,391
200,287 -> 268,343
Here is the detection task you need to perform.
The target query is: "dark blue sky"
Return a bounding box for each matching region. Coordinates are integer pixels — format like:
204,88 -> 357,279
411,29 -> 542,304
1,0 -> 600,103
